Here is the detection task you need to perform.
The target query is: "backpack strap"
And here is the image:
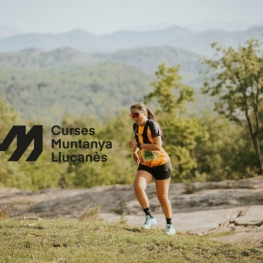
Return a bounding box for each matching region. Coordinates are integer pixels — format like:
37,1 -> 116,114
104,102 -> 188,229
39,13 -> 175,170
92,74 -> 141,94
133,120 -> 163,144
133,120 -> 151,144
133,122 -> 139,143
142,120 -> 151,143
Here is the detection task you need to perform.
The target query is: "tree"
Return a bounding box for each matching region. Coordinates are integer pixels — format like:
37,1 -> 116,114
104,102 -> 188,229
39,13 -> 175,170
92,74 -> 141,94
202,38 -> 263,175
144,63 -> 207,181
0,98 -> 34,189
144,63 -> 194,115
193,111 -> 257,181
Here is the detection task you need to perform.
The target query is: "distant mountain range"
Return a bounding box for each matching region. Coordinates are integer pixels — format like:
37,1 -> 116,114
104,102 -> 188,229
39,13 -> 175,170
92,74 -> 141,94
0,24 -> 261,123
0,45 -> 212,123
0,25 -> 262,56
0,46 -> 207,91
0,61 -> 155,123
0,46 -> 204,74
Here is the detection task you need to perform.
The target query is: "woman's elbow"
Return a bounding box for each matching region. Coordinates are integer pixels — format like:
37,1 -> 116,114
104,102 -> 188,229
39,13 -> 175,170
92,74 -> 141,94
154,145 -> 161,151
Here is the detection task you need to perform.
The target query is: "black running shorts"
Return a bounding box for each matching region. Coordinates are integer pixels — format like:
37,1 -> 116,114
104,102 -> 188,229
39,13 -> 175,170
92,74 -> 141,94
137,162 -> 172,180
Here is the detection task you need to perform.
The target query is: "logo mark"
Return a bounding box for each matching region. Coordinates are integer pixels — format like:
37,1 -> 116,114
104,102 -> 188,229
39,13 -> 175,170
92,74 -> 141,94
0,125 -> 43,161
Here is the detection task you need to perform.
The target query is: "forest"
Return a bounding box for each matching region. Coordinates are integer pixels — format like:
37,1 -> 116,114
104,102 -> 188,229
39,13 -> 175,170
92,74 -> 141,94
0,38 -> 262,190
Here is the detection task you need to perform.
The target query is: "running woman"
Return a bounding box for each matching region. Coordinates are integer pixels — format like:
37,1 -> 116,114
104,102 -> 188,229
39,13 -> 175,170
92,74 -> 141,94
128,102 -> 175,235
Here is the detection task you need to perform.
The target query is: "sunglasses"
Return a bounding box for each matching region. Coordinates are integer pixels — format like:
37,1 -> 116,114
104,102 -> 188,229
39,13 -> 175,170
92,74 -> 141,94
130,112 -> 143,118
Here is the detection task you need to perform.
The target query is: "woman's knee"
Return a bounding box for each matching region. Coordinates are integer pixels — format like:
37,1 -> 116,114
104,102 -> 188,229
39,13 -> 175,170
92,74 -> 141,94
133,171 -> 152,193
157,194 -> 169,204
133,182 -> 146,194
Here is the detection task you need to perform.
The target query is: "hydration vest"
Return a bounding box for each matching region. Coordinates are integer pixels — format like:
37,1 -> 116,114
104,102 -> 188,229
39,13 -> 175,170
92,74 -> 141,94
133,119 -> 163,144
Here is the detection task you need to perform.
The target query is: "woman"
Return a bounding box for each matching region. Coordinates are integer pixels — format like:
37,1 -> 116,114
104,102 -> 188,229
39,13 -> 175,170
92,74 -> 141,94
128,102 -> 175,235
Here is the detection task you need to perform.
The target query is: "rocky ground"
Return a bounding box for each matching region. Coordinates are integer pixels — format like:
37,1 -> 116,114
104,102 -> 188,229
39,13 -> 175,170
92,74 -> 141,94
1,176 -> 263,250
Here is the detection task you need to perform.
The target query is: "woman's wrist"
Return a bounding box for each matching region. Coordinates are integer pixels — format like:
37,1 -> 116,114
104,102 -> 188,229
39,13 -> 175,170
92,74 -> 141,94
137,142 -> 142,149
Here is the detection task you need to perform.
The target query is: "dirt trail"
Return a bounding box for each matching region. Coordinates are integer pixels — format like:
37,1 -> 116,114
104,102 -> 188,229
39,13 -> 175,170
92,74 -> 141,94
1,176 -> 263,249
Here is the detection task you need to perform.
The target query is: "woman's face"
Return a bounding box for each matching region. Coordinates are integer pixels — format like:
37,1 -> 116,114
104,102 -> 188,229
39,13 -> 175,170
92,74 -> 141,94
130,107 -> 147,126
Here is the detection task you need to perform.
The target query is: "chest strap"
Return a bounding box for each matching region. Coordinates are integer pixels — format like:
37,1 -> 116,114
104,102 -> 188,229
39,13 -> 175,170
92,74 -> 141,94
134,120 -> 151,144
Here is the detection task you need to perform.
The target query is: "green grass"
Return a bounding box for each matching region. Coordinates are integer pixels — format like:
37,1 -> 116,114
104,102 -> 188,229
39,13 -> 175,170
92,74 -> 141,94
0,218 -> 262,263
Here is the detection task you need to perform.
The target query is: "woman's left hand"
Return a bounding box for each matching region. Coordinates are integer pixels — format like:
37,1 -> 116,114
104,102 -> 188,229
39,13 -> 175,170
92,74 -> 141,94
128,140 -> 137,148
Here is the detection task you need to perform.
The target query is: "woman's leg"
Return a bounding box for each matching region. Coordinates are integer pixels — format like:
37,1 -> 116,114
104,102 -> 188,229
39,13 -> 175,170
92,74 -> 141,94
134,170 -> 157,229
155,178 -> 172,218
133,170 -> 153,209
156,178 -> 176,235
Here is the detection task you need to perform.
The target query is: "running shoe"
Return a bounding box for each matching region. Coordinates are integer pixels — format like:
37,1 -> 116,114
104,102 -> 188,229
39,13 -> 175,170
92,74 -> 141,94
141,215 -> 157,230
165,224 -> 176,235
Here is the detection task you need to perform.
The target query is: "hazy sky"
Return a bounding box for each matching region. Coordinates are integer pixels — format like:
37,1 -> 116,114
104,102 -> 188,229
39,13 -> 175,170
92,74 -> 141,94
0,0 -> 262,35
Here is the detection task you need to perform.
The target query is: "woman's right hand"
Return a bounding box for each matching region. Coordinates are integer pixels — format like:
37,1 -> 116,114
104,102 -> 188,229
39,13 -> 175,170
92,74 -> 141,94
132,152 -> 140,164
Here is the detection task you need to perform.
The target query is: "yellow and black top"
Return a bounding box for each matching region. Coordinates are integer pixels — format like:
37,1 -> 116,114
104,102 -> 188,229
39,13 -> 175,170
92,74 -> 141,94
133,120 -> 170,167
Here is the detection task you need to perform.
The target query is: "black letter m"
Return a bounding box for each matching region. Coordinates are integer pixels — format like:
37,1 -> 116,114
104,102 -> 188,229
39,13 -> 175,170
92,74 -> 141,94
0,125 -> 43,161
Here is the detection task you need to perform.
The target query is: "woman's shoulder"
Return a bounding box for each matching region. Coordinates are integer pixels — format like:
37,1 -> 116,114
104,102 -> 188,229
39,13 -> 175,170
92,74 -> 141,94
147,119 -> 160,129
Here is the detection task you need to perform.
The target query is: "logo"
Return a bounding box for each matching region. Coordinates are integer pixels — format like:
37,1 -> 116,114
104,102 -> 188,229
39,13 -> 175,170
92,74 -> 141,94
0,125 -> 43,161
